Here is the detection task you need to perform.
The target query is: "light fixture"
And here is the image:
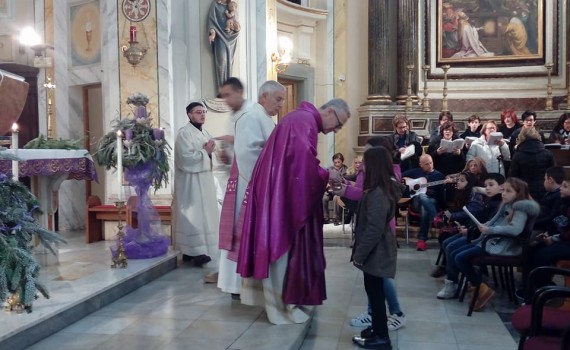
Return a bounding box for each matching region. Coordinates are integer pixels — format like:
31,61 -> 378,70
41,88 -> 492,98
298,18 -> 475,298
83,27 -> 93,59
18,27 -> 53,68
121,24 -> 148,67
121,0 -> 151,67
271,36 -> 293,74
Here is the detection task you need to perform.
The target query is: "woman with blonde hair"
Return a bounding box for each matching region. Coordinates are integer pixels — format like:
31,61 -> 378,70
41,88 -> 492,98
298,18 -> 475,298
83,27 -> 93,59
509,127 -> 554,199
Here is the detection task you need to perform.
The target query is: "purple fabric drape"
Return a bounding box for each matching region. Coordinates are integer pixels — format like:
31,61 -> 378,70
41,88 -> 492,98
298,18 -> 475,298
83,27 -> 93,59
110,162 -> 169,259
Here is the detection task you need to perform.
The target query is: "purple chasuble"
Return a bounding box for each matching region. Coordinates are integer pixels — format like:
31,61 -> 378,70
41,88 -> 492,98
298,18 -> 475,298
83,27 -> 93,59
218,158 -> 238,252
236,101 -> 329,305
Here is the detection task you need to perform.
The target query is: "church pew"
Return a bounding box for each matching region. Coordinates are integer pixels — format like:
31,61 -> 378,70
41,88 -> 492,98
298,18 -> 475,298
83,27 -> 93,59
86,195 -> 172,244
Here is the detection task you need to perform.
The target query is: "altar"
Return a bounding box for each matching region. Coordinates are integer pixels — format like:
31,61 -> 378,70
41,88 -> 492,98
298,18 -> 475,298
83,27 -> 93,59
0,149 -> 97,265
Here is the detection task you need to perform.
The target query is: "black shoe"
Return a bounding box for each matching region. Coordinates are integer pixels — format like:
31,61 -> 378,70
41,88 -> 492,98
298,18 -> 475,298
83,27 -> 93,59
182,254 -> 193,261
192,254 -> 212,267
430,265 -> 446,278
360,326 -> 374,339
352,335 -> 391,349
231,293 -> 241,301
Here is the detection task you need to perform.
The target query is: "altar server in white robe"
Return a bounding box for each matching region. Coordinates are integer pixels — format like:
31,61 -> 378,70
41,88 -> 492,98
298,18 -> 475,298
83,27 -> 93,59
173,102 -> 220,269
217,78 -> 285,296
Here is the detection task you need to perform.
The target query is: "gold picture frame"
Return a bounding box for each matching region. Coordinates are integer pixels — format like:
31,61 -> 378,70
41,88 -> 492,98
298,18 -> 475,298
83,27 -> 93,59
436,0 -> 544,64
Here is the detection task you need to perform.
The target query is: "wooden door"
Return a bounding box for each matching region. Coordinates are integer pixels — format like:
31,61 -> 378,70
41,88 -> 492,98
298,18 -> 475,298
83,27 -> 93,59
277,78 -> 298,122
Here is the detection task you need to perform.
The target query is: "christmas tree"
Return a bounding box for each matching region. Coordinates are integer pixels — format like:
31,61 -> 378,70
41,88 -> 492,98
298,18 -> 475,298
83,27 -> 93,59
0,153 -> 65,313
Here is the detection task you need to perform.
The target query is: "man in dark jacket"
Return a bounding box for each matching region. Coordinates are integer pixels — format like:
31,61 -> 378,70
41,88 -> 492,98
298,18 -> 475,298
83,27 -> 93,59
508,127 -> 554,199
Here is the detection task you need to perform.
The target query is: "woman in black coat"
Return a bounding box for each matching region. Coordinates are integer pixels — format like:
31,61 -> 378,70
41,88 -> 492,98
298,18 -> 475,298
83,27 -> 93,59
427,121 -> 466,176
508,127 -> 554,200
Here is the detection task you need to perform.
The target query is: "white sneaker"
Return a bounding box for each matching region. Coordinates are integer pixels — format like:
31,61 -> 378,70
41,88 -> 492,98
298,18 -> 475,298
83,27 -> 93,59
436,279 -> 458,299
387,313 -> 406,331
350,312 -> 372,327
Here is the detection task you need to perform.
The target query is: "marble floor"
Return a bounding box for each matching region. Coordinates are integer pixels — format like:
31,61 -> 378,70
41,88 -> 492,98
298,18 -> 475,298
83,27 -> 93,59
21,225 -> 519,350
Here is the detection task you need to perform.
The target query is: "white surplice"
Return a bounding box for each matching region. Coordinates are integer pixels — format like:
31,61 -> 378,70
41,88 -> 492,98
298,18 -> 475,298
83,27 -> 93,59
172,123 -> 220,264
217,101 -> 275,294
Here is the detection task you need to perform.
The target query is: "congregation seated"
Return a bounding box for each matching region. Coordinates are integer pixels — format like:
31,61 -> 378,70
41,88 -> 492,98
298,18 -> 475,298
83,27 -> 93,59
435,178 -> 539,311
344,156 -> 362,183
322,152 -> 348,224
462,157 -> 488,186
548,112 -> 570,144
402,154 -> 446,251
467,120 -> 510,176
534,166 -> 564,232
523,175 -> 570,298
389,114 -> 423,173
459,114 -> 482,139
427,121 -> 466,177
432,173 -> 504,278
508,127 -> 554,200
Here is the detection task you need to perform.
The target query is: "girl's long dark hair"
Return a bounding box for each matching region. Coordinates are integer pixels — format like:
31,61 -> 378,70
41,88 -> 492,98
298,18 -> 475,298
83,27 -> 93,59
363,146 -> 397,200
453,171 -> 477,209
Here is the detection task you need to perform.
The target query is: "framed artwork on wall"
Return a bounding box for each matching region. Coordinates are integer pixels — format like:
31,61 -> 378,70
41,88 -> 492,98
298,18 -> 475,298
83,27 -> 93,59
69,0 -> 101,67
438,0 -> 543,63
425,0 -> 558,78
0,0 -> 14,19
0,35 -> 13,61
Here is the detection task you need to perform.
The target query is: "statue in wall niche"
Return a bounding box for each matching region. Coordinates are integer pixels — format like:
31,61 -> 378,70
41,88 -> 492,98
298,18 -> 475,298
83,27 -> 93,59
208,0 -> 240,92
225,1 -> 241,33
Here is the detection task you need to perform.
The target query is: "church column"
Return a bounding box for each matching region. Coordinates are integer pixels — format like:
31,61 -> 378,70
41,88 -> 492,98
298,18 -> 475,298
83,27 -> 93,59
396,0 -> 418,103
366,0 -> 391,104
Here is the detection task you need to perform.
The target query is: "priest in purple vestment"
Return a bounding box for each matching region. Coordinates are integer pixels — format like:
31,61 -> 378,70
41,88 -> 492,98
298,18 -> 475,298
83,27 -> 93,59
236,98 -> 351,324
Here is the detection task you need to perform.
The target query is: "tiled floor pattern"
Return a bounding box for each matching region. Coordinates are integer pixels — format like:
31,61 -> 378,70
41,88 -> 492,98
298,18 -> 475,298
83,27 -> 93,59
24,226 -> 518,349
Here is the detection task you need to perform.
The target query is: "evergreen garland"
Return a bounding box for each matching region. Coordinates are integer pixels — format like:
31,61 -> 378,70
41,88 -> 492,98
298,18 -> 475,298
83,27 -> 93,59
23,134 -> 82,150
0,174 -> 65,312
93,93 -> 171,191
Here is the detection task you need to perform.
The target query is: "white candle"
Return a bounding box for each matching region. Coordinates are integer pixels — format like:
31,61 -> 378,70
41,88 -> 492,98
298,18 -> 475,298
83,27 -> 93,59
116,130 -> 123,201
11,123 -> 18,181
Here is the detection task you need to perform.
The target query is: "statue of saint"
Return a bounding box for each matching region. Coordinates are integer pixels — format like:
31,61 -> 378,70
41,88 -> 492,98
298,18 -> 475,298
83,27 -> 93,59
208,0 -> 240,92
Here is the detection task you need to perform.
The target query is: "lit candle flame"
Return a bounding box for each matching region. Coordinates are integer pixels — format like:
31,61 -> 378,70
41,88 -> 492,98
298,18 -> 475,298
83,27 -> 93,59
11,123 -> 18,132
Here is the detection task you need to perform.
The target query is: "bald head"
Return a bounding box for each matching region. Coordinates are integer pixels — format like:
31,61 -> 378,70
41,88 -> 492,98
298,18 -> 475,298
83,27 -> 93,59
419,154 -> 434,173
258,80 -> 286,116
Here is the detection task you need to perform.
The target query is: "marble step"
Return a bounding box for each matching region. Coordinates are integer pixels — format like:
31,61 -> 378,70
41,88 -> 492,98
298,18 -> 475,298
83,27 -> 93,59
0,244 -> 177,350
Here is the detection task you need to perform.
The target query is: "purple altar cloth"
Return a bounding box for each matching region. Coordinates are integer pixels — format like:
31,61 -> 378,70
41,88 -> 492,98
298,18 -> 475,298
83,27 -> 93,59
0,157 -> 98,181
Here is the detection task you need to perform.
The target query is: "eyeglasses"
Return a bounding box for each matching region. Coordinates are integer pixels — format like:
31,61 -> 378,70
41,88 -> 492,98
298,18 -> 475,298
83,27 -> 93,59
523,118 -> 535,122
192,110 -> 207,115
331,109 -> 344,129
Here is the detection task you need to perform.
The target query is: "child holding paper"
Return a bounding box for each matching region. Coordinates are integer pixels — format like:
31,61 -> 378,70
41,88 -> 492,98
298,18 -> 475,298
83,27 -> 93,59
436,177 -> 538,312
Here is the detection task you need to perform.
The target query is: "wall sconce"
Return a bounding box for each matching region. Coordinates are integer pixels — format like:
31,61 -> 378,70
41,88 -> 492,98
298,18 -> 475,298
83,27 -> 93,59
121,24 -> 148,67
272,36 -> 293,74
18,27 -> 53,68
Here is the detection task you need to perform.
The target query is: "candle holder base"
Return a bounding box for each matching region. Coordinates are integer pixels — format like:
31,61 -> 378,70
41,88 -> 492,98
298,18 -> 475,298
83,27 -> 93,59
111,201 -> 128,269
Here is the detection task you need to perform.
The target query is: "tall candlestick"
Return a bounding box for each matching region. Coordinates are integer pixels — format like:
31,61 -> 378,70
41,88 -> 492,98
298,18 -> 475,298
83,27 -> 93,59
441,65 -> 450,112
129,25 -> 137,43
422,65 -> 431,112
116,130 -> 123,200
545,62 -> 553,111
11,123 -> 18,181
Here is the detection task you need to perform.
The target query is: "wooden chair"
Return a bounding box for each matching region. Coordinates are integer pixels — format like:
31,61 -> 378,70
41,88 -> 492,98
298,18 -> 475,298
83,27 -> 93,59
460,212 -> 538,316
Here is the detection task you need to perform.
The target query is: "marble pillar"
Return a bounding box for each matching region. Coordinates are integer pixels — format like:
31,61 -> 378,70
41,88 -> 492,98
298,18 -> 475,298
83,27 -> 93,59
396,0 -> 418,103
366,0 -> 391,104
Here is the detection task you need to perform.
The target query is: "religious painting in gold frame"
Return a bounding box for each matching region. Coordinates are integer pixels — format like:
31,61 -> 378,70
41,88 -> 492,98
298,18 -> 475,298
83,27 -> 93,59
437,0 -> 544,64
